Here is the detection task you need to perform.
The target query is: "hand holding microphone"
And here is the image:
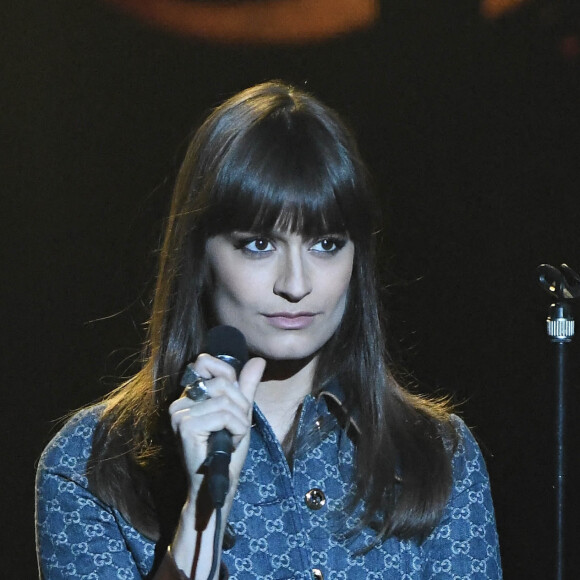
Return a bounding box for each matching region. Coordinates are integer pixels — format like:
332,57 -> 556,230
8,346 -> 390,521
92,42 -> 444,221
169,326 -> 265,509
188,326 -> 249,508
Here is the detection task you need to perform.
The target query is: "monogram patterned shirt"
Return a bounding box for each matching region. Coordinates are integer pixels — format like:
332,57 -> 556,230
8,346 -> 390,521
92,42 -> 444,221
36,388 -> 502,579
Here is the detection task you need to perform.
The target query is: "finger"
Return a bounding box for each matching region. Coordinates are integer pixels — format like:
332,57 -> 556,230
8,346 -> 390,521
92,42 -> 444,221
174,375 -> 252,414
238,357 -> 266,407
171,406 -> 250,440
187,395 -> 251,426
171,391 -> 251,429
193,353 -> 238,383
178,355 -> 237,402
170,397 -> 194,414
203,376 -> 252,410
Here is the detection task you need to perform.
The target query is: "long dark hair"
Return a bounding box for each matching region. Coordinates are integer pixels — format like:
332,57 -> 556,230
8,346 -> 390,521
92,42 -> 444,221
88,81 -> 457,546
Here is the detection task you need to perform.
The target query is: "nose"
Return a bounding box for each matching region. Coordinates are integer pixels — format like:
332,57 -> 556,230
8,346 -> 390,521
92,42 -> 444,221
273,247 -> 312,302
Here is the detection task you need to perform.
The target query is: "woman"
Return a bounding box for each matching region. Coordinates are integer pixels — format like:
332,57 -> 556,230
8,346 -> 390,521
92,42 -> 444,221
36,81 -> 502,579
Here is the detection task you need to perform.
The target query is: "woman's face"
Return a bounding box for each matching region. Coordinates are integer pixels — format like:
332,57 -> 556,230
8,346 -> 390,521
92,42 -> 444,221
205,229 -> 354,362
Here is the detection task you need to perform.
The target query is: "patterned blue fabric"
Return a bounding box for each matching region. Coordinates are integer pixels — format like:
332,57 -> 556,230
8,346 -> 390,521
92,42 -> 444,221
36,393 -> 502,579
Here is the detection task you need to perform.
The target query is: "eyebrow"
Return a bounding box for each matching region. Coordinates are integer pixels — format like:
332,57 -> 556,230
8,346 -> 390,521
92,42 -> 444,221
230,230 -> 350,242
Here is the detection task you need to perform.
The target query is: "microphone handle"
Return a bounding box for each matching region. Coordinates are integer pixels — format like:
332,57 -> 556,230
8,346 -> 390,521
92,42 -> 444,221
207,430 -> 233,508
206,352 -> 241,508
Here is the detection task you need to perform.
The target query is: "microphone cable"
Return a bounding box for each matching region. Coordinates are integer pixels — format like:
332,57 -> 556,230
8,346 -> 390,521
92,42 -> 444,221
205,507 -> 223,580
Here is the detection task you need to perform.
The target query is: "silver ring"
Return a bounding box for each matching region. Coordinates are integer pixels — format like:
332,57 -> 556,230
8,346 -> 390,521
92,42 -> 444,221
184,377 -> 209,402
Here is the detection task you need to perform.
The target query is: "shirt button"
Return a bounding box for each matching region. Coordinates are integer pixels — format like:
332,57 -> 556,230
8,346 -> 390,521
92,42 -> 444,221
312,569 -> 324,580
304,488 -> 326,510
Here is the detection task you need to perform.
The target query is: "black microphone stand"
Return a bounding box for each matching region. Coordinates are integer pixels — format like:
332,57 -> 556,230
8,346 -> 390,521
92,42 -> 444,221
536,264 -> 580,580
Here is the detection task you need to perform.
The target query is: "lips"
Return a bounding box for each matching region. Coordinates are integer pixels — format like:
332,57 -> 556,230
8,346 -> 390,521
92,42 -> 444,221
264,312 -> 317,330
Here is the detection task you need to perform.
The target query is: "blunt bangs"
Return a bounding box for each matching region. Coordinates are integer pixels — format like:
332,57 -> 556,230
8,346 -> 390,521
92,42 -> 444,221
200,102 -> 371,242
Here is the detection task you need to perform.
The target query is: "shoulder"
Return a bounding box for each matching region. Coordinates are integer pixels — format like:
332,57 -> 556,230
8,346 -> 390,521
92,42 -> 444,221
448,414 -> 492,495
37,405 -> 104,488
449,414 -> 485,460
423,415 -> 502,576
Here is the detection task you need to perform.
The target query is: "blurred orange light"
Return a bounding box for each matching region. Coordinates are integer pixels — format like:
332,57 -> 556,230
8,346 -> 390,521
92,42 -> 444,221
104,0 -> 379,44
480,0 -> 529,19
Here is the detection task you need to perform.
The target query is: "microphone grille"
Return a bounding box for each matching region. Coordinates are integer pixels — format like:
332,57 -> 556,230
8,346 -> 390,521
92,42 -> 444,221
205,325 -> 249,366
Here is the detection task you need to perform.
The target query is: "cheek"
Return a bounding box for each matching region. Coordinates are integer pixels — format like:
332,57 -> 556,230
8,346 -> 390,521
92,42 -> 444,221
333,280 -> 351,322
321,261 -> 354,320
333,257 -> 355,303
210,267 -> 264,317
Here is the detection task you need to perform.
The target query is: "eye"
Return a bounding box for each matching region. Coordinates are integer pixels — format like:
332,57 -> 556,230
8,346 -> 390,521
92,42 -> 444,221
235,236 -> 275,255
310,237 -> 347,254
246,238 -> 272,252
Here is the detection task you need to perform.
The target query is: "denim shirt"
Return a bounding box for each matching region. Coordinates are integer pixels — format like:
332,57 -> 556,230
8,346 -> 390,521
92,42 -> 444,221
36,389 -> 502,579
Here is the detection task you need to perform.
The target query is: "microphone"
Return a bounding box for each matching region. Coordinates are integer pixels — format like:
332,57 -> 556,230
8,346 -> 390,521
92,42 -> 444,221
204,325 -> 249,508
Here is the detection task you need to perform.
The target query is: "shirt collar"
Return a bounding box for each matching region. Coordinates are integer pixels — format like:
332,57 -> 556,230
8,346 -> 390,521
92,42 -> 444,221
317,379 -> 361,436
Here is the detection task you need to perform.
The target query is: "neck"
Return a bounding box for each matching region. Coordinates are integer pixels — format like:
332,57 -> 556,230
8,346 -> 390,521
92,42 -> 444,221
254,356 -> 317,443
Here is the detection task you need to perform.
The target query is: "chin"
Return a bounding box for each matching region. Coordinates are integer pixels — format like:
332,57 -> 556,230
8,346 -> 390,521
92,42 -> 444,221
248,333 -> 329,362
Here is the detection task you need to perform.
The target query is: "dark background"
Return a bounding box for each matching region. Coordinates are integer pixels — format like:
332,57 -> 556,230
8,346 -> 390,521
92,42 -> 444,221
3,0 -> 580,577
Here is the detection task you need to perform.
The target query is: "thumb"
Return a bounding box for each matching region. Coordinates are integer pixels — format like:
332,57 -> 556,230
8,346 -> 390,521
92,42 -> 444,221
238,357 -> 266,407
